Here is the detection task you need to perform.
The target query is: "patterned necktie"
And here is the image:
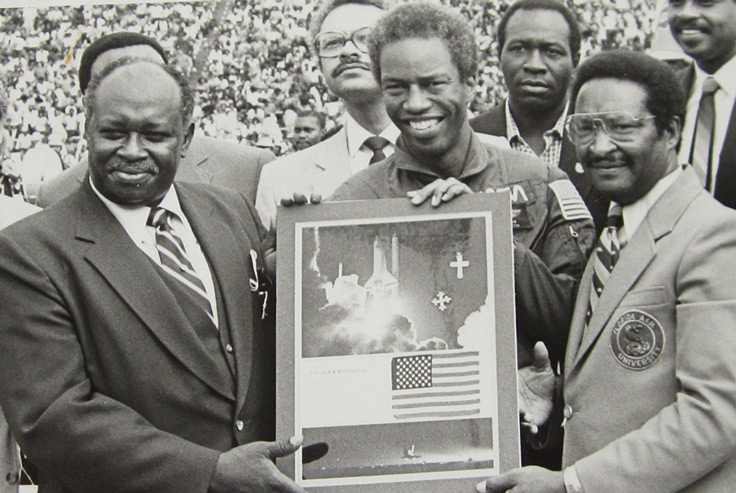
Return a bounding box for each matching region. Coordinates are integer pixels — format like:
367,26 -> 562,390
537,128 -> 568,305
363,136 -> 391,164
584,205 -> 624,326
147,207 -> 214,320
689,76 -> 719,191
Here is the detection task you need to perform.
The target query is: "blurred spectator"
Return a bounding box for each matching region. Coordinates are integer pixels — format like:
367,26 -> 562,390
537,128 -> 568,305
0,79 -> 39,493
17,136 -> 64,203
0,0 -> 658,175
289,109 -> 325,151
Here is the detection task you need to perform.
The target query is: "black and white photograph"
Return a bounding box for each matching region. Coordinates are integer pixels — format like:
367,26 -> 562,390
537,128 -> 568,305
3,0 -> 736,491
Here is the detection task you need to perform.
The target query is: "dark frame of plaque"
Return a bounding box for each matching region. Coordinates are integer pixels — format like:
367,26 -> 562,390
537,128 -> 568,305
276,193 -> 519,491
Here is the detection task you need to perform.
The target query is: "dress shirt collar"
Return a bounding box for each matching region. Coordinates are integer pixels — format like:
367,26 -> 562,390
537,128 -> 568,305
620,165 -> 682,239
89,177 -> 181,247
504,99 -> 567,142
693,54 -> 736,100
345,112 -> 400,157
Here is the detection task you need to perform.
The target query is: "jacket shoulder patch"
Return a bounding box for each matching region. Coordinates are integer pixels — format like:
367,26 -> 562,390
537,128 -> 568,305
549,180 -> 592,221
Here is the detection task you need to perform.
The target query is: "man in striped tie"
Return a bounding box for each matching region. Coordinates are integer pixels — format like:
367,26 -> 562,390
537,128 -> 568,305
480,50 -> 736,493
667,0 -> 736,209
0,58 -> 306,492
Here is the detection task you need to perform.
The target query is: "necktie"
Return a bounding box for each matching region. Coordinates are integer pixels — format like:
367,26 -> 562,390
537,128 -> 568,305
147,207 -> 214,320
584,205 -> 624,326
363,136 -> 391,164
689,76 -> 719,191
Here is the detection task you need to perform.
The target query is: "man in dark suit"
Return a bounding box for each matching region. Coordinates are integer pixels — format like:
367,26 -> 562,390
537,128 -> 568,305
0,58 -> 303,492
667,0 -> 736,210
35,32 -> 274,208
470,0 -> 608,231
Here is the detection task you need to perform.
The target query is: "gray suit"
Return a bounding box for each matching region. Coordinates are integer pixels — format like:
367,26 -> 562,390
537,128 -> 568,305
256,127 -> 352,231
562,167 -> 736,491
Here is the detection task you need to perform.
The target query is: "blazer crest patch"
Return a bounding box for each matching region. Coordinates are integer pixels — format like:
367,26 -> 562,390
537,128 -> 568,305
609,309 -> 665,370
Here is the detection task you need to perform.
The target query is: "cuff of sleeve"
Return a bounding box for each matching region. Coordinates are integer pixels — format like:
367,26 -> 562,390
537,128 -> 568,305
563,465 -> 584,493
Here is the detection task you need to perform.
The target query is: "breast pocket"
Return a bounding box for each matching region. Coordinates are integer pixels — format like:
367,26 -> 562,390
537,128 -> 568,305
620,285 -> 667,307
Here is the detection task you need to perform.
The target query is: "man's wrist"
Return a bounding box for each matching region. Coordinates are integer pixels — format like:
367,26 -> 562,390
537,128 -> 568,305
563,465 -> 584,493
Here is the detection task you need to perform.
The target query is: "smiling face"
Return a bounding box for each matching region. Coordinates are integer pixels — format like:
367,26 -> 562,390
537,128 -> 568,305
500,9 -> 575,115
668,0 -> 736,74
380,37 -> 473,176
317,3 -> 385,104
86,62 -> 192,206
574,78 -> 679,205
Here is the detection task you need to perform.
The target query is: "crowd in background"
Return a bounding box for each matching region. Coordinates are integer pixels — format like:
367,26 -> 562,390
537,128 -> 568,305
0,0 -> 657,200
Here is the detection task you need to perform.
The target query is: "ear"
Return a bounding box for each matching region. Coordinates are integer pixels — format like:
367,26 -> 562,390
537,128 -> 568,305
665,115 -> 681,152
180,122 -> 195,157
464,76 -> 476,106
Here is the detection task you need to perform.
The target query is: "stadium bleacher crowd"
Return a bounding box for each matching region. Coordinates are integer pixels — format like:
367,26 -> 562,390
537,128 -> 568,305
0,0 -> 657,200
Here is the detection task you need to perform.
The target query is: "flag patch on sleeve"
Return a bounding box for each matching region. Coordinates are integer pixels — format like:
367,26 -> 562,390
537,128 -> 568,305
549,180 -> 592,221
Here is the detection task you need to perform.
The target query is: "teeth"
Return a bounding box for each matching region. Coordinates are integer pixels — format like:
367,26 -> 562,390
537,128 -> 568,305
409,119 -> 440,130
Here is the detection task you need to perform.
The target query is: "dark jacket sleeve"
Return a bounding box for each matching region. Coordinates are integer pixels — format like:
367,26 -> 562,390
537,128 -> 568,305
513,168 -> 596,367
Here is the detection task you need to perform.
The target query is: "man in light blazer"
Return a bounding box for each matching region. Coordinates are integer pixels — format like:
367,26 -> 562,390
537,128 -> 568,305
35,31 -> 273,208
0,59 -> 303,492
480,50 -> 736,493
255,0 -> 399,232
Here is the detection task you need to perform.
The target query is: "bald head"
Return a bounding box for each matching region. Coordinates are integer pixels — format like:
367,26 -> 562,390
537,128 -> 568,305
84,57 -> 193,127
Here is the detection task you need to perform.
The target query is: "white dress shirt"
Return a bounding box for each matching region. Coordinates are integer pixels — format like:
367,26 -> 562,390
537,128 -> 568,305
344,113 -> 400,176
678,55 -> 736,194
90,180 -> 219,326
619,165 -> 683,242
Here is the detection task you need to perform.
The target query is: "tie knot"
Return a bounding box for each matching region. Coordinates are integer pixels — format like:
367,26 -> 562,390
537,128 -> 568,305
606,204 -> 623,229
702,76 -> 719,95
147,206 -> 172,229
363,136 -> 390,152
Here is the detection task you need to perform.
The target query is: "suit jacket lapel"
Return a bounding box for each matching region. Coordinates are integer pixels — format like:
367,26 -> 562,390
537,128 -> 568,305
569,168 -> 702,370
178,185 -> 256,411
75,183 -> 234,400
313,127 -> 350,172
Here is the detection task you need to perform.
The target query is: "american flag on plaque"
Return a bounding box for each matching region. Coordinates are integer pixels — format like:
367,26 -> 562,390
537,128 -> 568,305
391,351 -> 481,419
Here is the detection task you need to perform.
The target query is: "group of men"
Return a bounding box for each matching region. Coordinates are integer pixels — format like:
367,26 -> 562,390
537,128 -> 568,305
2,0 -> 736,492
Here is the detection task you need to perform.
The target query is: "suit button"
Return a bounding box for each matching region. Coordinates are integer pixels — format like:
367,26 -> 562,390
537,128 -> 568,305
563,405 -> 573,420
225,344 -> 233,353
5,472 -> 19,484
235,419 -> 244,431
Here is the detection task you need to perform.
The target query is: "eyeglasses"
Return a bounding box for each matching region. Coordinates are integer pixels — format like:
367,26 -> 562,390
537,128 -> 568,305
313,27 -> 372,57
565,112 -> 657,145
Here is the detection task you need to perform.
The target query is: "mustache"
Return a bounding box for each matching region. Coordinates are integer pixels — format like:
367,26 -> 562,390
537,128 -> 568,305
588,155 -> 629,167
332,60 -> 371,77
672,19 -> 708,33
108,161 -> 158,173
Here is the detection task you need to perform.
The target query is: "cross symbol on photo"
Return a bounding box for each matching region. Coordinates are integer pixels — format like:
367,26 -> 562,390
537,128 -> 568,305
432,291 -> 451,311
450,252 -> 469,279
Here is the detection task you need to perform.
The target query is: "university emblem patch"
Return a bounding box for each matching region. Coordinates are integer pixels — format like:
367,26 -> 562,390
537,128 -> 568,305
609,309 -> 665,370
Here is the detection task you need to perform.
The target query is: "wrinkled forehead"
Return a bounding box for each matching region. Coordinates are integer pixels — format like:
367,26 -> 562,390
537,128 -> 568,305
90,45 -> 165,79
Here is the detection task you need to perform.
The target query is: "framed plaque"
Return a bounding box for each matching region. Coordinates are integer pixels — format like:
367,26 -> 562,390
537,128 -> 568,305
276,192 -> 519,491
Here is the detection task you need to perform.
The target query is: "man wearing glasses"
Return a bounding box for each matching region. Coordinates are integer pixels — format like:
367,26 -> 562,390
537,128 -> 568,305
255,0 -> 400,232
479,50 -> 736,493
